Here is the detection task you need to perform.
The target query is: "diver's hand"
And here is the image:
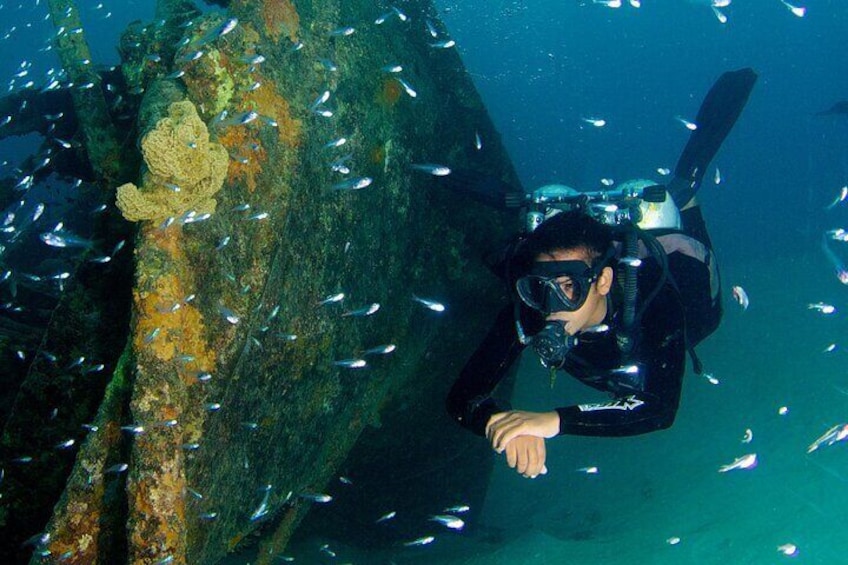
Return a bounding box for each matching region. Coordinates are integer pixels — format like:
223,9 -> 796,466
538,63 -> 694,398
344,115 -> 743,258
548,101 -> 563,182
501,435 -> 548,479
486,410 -> 560,453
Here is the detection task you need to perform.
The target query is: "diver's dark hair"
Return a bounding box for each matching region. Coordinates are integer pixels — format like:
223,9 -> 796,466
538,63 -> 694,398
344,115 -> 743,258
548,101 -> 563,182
522,210 -> 613,265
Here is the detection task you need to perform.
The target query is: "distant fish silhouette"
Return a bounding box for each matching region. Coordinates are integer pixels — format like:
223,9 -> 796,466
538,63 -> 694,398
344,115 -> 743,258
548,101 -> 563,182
817,101 -> 848,116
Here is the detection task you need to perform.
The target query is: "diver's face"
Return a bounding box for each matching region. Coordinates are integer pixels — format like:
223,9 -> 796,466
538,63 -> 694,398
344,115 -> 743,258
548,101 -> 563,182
536,249 -> 613,335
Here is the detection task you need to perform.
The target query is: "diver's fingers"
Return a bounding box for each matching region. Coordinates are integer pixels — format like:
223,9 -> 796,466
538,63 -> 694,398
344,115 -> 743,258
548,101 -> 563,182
526,443 -> 544,478
485,412 -> 511,440
515,445 -> 529,474
505,442 -> 519,469
523,444 -> 538,476
492,421 -> 527,453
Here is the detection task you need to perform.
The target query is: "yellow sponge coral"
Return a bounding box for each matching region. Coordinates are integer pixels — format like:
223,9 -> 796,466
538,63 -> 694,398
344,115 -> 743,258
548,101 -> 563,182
116,100 -> 229,222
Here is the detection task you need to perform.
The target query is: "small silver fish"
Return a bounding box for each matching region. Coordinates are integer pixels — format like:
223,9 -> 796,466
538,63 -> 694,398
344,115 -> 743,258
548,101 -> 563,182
215,236 -> 231,250
430,39 -> 456,49
318,58 -> 338,72
807,423 -> 848,453
342,303 -> 380,317
429,514 -> 465,530
331,177 -> 372,190
216,18 -> 238,38
311,90 -> 331,109
412,295 -> 445,312
403,536 -> 435,547
228,110 -> 259,126
410,163 -> 451,176
731,285 -> 749,310
364,344 -> 396,355
443,504 -> 470,513
618,256 -> 642,267
334,359 -> 367,369
376,510 -> 397,523
318,292 -> 345,306
324,137 -> 347,149
717,453 -> 757,473
180,50 -> 205,62
392,6 -> 409,21
111,239 -> 126,256
250,485 -> 273,521
240,54 -> 266,65
396,78 -> 417,98
381,64 -> 403,73
300,492 -> 333,503
329,26 -> 355,36
39,231 -> 93,248
32,203 -> 45,222
193,371 -> 212,383
330,154 -> 353,174
143,327 -> 161,344
105,463 -> 129,474
217,304 -> 240,324
425,19 -> 439,38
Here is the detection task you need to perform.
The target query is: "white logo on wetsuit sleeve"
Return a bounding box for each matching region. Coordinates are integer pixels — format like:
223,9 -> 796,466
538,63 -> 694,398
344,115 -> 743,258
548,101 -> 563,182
577,395 -> 645,412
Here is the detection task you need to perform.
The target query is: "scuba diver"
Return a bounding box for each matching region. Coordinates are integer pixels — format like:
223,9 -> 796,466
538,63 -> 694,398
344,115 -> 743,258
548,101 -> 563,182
446,68 -> 758,479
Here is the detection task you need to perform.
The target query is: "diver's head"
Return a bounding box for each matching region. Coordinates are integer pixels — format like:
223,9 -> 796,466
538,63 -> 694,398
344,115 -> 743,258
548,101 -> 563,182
515,210 -> 615,335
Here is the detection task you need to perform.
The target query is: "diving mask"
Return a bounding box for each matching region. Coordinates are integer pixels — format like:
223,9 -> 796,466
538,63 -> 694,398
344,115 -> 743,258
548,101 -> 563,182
515,248 -> 614,314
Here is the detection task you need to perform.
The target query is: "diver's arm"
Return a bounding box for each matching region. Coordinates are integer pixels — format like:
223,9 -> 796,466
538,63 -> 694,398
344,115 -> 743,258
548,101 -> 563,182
556,292 -> 687,437
446,303 -> 526,436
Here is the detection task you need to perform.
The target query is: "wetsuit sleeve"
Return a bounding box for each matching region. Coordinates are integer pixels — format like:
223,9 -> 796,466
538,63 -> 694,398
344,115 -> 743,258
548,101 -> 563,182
556,288 -> 687,437
446,304 -> 526,436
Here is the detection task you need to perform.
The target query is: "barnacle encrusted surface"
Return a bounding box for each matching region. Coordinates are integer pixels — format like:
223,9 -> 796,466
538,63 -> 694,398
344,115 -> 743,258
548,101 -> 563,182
116,100 -> 228,222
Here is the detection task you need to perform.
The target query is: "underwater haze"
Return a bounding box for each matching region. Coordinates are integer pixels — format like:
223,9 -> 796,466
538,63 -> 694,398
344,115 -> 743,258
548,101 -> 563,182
2,0 -> 848,563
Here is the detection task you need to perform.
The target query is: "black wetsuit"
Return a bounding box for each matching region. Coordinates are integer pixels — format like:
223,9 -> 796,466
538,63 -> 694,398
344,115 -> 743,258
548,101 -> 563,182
447,207 -> 721,438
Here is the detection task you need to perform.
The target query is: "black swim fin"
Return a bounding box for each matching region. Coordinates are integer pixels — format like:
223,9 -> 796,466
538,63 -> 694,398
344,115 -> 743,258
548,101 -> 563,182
668,67 -> 758,208
433,168 -> 525,210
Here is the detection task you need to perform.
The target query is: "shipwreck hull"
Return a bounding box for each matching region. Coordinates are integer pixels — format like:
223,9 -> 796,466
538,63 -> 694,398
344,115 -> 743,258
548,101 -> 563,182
1,1 -> 521,563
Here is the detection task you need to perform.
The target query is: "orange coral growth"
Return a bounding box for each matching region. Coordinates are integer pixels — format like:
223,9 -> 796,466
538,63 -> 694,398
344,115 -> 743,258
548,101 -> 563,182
215,72 -> 301,191
246,74 -> 302,148
133,225 -> 216,376
263,0 -> 299,43
376,78 -> 402,108
216,124 -> 266,192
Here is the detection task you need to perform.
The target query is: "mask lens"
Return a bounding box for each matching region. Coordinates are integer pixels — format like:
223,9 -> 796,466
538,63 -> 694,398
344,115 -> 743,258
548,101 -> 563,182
516,273 -> 591,313
515,275 -> 553,312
